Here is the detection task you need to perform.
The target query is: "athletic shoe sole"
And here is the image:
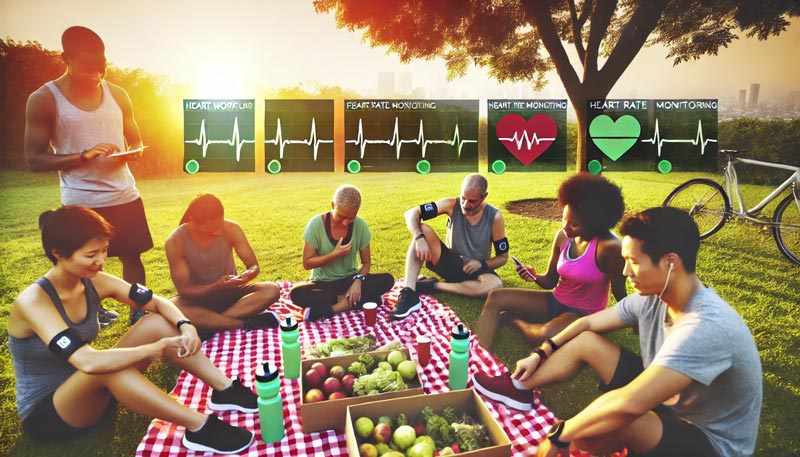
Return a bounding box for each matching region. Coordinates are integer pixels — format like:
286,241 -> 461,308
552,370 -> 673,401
182,432 -> 254,454
390,300 -> 421,319
207,399 -> 258,414
472,377 -> 534,411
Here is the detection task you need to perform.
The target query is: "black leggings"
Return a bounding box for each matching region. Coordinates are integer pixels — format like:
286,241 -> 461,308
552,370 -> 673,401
289,273 -> 394,310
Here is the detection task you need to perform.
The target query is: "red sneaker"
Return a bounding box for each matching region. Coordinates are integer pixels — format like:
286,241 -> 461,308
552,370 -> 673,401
472,372 -> 534,411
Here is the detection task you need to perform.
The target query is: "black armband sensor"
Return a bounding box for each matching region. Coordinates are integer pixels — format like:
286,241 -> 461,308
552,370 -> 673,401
48,328 -> 85,361
419,202 -> 438,221
493,237 -> 509,255
129,283 -> 153,306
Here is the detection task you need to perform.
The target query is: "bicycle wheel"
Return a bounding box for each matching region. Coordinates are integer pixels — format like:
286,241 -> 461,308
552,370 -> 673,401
772,193 -> 800,265
663,179 -> 730,239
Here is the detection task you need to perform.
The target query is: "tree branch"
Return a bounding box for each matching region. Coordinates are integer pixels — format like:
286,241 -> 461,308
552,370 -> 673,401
584,0 -> 618,82
521,1 -> 582,97
568,0 -> 586,62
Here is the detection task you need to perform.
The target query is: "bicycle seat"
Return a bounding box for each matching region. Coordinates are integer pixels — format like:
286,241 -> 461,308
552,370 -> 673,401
719,149 -> 742,155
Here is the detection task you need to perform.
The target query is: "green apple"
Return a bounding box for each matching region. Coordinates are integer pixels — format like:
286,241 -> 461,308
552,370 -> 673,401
355,416 -> 374,440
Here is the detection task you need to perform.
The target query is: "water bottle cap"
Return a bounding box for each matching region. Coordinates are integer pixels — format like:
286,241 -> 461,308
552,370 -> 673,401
280,316 -> 298,331
255,361 -> 280,382
451,323 -> 470,339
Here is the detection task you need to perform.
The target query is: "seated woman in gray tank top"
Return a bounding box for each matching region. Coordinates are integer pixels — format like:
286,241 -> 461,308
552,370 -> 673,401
8,206 -> 257,454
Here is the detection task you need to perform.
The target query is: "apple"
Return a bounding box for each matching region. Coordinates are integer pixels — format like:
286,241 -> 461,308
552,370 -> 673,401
328,391 -> 347,401
329,365 -> 346,379
373,422 -> 392,444
355,416 -> 374,440
407,442 -> 434,457
412,422 -> 426,436
358,443 -> 378,457
387,350 -> 406,369
392,424 -> 417,451
377,415 -> 393,427
304,368 -> 322,388
341,373 -> 356,394
322,376 -> 342,395
311,362 -> 328,378
304,388 -> 324,403
397,360 -> 418,381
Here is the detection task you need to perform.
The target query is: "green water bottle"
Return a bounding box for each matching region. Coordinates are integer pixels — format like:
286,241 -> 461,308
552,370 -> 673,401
448,323 -> 471,391
280,317 -> 300,379
255,361 -> 285,444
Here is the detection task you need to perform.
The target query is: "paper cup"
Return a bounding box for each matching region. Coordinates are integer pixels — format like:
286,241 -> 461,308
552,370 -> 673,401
362,302 -> 378,326
415,335 -> 431,366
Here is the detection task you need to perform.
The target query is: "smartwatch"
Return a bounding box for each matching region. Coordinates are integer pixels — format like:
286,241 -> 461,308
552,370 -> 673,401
353,274 -> 366,282
176,319 -> 193,331
547,420 -> 570,448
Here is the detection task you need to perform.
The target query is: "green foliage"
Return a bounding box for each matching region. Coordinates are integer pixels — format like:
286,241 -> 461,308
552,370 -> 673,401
719,118 -> 800,184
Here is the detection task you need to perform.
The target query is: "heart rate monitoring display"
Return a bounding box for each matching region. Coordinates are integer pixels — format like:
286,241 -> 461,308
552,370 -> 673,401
264,99 -> 334,173
183,100 -> 256,173
487,100 -> 568,173
344,100 -> 479,173
587,99 -> 718,173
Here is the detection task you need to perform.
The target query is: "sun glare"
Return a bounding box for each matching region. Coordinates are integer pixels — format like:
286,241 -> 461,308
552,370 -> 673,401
193,65 -> 252,99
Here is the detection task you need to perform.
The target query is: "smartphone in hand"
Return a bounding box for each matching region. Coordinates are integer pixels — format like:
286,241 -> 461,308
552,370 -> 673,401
511,255 -> 536,280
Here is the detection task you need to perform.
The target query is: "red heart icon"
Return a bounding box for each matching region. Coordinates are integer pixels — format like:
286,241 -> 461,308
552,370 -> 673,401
496,113 -> 558,165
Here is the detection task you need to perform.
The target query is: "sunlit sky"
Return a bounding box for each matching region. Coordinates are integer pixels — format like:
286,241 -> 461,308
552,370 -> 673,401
3,0 -> 799,101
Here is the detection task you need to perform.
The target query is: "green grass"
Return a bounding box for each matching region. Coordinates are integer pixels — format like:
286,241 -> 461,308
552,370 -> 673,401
0,170 -> 797,456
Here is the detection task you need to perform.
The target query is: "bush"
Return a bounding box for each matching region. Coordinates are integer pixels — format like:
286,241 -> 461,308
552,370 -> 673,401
718,118 -> 800,185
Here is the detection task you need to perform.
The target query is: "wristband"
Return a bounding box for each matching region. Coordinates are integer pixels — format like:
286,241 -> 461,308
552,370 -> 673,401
547,338 -> 560,352
353,274 -> 366,282
414,232 -> 425,241
547,420 -> 570,448
534,347 -> 548,361
176,319 -> 193,331
480,260 -> 490,271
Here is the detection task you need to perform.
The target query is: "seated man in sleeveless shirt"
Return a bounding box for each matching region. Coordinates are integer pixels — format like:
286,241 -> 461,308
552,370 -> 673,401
392,174 -> 508,319
165,194 -> 280,338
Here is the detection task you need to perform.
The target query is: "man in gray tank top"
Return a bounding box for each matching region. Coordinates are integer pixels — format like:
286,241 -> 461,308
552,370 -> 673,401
392,174 -> 508,319
24,26 -> 152,326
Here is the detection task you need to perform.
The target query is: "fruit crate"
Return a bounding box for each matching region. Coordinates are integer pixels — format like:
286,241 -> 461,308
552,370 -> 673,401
345,389 -> 511,457
299,347 -> 424,434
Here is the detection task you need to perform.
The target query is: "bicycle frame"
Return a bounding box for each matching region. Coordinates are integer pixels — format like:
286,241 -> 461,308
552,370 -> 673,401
723,156 -> 800,222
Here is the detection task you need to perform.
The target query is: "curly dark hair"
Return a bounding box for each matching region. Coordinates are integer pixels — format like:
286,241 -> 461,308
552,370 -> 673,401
557,172 -> 625,239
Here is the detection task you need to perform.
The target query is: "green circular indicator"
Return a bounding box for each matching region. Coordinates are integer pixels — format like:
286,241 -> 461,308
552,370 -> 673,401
185,159 -> 200,175
491,160 -> 506,175
267,159 -> 282,174
416,160 -> 431,174
587,159 -> 603,175
347,160 -> 361,174
657,160 -> 673,174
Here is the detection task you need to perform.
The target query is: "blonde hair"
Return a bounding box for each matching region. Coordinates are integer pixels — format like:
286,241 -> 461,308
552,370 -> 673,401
333,184 -> 361,209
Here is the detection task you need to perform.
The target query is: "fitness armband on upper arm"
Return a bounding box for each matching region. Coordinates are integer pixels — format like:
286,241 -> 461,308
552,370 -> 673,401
419,202 -> 438,221
48,328 -> 86,361
493,237 -> 509,255
129,283 -> 153,306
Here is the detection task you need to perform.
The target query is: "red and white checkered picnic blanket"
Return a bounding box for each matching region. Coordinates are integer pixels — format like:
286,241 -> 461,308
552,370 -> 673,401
136,282 -> 560,456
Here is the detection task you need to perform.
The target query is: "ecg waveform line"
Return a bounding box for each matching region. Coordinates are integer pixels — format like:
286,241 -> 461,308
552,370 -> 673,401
184,117 -> 255,162
498,131 -> 556,150
346,118 -> 477,159
641,119 -> 717,156
264,117 -> 333,160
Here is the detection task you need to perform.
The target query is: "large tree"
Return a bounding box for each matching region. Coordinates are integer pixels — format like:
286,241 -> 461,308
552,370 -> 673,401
313,0 -> 799,171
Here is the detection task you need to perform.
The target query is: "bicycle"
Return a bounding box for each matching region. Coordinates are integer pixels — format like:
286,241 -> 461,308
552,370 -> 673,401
663,149 -> 800,265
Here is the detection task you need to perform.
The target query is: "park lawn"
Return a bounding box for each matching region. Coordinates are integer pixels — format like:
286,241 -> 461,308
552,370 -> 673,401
0,169 -> 797,456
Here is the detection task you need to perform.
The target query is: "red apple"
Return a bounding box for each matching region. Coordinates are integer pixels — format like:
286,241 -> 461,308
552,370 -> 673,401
341,373 -> 356,395
304,388 -> 325,403
328,391 -> 348,401
412,422 -> 426,437
329,365 -> 346,379
322,376 -> 342,395
310,362 -> 328,378
372,422 -> 392,444
304,368 -> 322,388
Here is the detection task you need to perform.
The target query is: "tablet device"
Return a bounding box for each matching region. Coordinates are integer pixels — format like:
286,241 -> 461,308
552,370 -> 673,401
108,146 -> 148,157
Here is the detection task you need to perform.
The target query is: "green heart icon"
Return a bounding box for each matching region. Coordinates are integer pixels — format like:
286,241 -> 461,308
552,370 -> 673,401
589,114 -> 641,161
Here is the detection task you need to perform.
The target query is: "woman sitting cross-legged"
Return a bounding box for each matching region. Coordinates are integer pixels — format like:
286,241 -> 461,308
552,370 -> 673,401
8,206 -> 256,454
474,173 -> 628,352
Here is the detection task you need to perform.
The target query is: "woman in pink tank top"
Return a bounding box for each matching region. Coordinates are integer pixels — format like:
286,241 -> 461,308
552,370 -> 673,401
475,173 -> 628,350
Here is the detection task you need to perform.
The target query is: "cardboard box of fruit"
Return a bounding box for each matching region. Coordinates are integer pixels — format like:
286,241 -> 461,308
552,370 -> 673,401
300,347 -> 424,434
345,389 -> 511,457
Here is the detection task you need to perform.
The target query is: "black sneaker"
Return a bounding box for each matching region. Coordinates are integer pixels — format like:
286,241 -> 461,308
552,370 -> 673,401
391,287 -> 421,319
302,305 -> 334,322
243,310 -> 280,330
415,276 -> 439,295
98,307 -> 118,328
208,378 -> 258,413
182,414 -> 254,454
129,309 -> 148,326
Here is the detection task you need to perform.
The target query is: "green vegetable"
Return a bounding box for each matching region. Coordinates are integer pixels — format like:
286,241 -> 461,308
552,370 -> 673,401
306,335 -> 377,358
396,413 -> 409,427
358,353 -> 376,371
347,361 -> 367,377
451,422 -> 490,451
353,369 -> 407,396
441,406 -> 458,424
421,406 -> 455,448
